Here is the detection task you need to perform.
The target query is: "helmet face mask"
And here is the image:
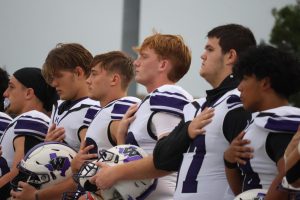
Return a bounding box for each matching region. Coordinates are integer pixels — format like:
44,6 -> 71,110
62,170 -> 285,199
11,163 -> 51,191
74,145 -> 156,200
10,142 -> 76,191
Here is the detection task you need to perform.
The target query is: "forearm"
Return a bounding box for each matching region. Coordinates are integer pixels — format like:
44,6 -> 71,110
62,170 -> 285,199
265,159 -> 288,200
265,174 -> 288,200
285,148 -> 300,171
0,167 -> 18,188
38,177 -> 77,200
117,156 -> 170,181
225,167 -> 243,195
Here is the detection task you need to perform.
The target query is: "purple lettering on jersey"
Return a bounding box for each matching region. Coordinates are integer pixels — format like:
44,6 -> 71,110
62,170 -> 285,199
182,135 -> 206,193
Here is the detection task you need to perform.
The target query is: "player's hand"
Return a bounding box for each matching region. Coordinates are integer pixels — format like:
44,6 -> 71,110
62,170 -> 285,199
71,144 -> 98,173
116,104 -> 138,144
224,131 -> 253,165
45,124 -> 65,142
10,181 -> 37,200
90,162 -> 119,190
188,107 -> 214,139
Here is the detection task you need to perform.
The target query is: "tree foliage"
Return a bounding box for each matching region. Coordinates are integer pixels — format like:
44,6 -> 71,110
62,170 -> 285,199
270,0 -> 300,107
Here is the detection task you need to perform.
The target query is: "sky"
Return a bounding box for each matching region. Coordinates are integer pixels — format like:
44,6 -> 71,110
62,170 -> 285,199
0,0 -> 296,98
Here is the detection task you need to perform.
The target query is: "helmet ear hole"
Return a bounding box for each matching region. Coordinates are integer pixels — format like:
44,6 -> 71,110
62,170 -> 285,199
11,142 -> 77,191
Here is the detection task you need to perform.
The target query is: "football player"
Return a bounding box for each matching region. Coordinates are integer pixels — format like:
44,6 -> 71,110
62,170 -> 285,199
90,33 -> 193,200
223,45 -> 300,200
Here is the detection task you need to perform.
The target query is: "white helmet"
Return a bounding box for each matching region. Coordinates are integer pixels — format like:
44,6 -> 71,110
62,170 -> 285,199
234,189 -> 268,200
75,144 -> 156,200
11,142 -> 77,190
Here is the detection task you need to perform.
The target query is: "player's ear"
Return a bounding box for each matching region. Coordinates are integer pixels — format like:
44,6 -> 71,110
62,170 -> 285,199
111,73 -> 120,86
74,66 -> 85,78
225,49 -> 237,66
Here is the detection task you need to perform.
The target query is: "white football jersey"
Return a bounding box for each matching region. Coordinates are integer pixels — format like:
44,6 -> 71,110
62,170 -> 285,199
0,110 -> 50,172
126,85 -> 193,200
175,89 -> 242,200
50,98 -> 99,151
240,106 -> 300,191
0,112 -> 12,139
85,96 -> 141,155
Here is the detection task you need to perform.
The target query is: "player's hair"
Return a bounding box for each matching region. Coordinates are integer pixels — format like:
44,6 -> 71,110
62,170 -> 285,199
134,33 -> 191,82
42,43 -> 93,84
234,45 -> 300,98
0,67 -> 9,111
208,24 -> 256,57
91,51 -> 134,90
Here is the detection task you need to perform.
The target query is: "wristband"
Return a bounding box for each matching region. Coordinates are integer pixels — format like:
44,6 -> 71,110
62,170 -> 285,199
224,158 -> 238,169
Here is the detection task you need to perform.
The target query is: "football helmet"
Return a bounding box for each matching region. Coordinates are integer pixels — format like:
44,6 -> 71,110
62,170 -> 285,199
11,142 -> 77,191
74,144 -> 156,200
234,189 -> 268,200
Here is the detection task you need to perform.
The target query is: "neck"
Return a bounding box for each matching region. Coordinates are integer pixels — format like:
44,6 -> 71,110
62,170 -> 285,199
145,79 -> 175,93
259,93 -> 289,111
99,90 -> 127,107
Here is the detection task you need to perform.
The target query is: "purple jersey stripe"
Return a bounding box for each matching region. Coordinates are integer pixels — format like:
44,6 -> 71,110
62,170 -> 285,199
265,118 -> 300,133
14,119 -> 48,136
150,94 -> 189,114
155,90 -> 188,99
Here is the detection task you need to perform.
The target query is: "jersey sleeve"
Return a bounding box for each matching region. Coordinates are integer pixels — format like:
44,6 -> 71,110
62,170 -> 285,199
149,89 -> 191,117
153,120 -> 191,171
111,97 -> 141,120
0,114 -> 12,137
223,95 -> 252,142
83,105 -> 101,127
14,115 -> 49,140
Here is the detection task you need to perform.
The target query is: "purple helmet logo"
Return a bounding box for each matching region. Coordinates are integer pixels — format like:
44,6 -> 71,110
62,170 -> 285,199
45,153 -> 71,179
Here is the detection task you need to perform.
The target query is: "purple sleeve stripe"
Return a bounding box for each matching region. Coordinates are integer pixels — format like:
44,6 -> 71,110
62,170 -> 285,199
84,107 -> 100,121
118,99 -> 139,104
0,121 -> 10,131
227,95 -> 242,104
15,130 -> 47,139
0,116 -> 11,123
154,90 -> 188,99
150,94 -> 190,111
112,104 -> 130,116
20,115 -> 49,125
15,119 -> 49,135
265,118 -> 300,133
111,116 -> 123,120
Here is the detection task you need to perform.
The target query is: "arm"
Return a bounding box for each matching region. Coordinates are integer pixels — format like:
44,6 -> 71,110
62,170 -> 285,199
90,156 -> 170,190
78,127 -> 88,148
224,131 -> 253,195
265,158 -> 289,200
11,177 -> 77,200
284,126 -> 300,170
153,107 -> 214,171
0,136 -> 25,188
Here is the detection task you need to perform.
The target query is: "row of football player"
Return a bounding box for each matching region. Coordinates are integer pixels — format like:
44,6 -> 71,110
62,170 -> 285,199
1,23 -> 300,200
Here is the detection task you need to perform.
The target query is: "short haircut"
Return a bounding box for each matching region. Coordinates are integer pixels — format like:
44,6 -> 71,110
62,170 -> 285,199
91,51 -> 134,90
234,45 -> 300,98
0,68 -> 9,111
42,43 -> 93,84
208,24 -> 256,57
134,33 -> 191,82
